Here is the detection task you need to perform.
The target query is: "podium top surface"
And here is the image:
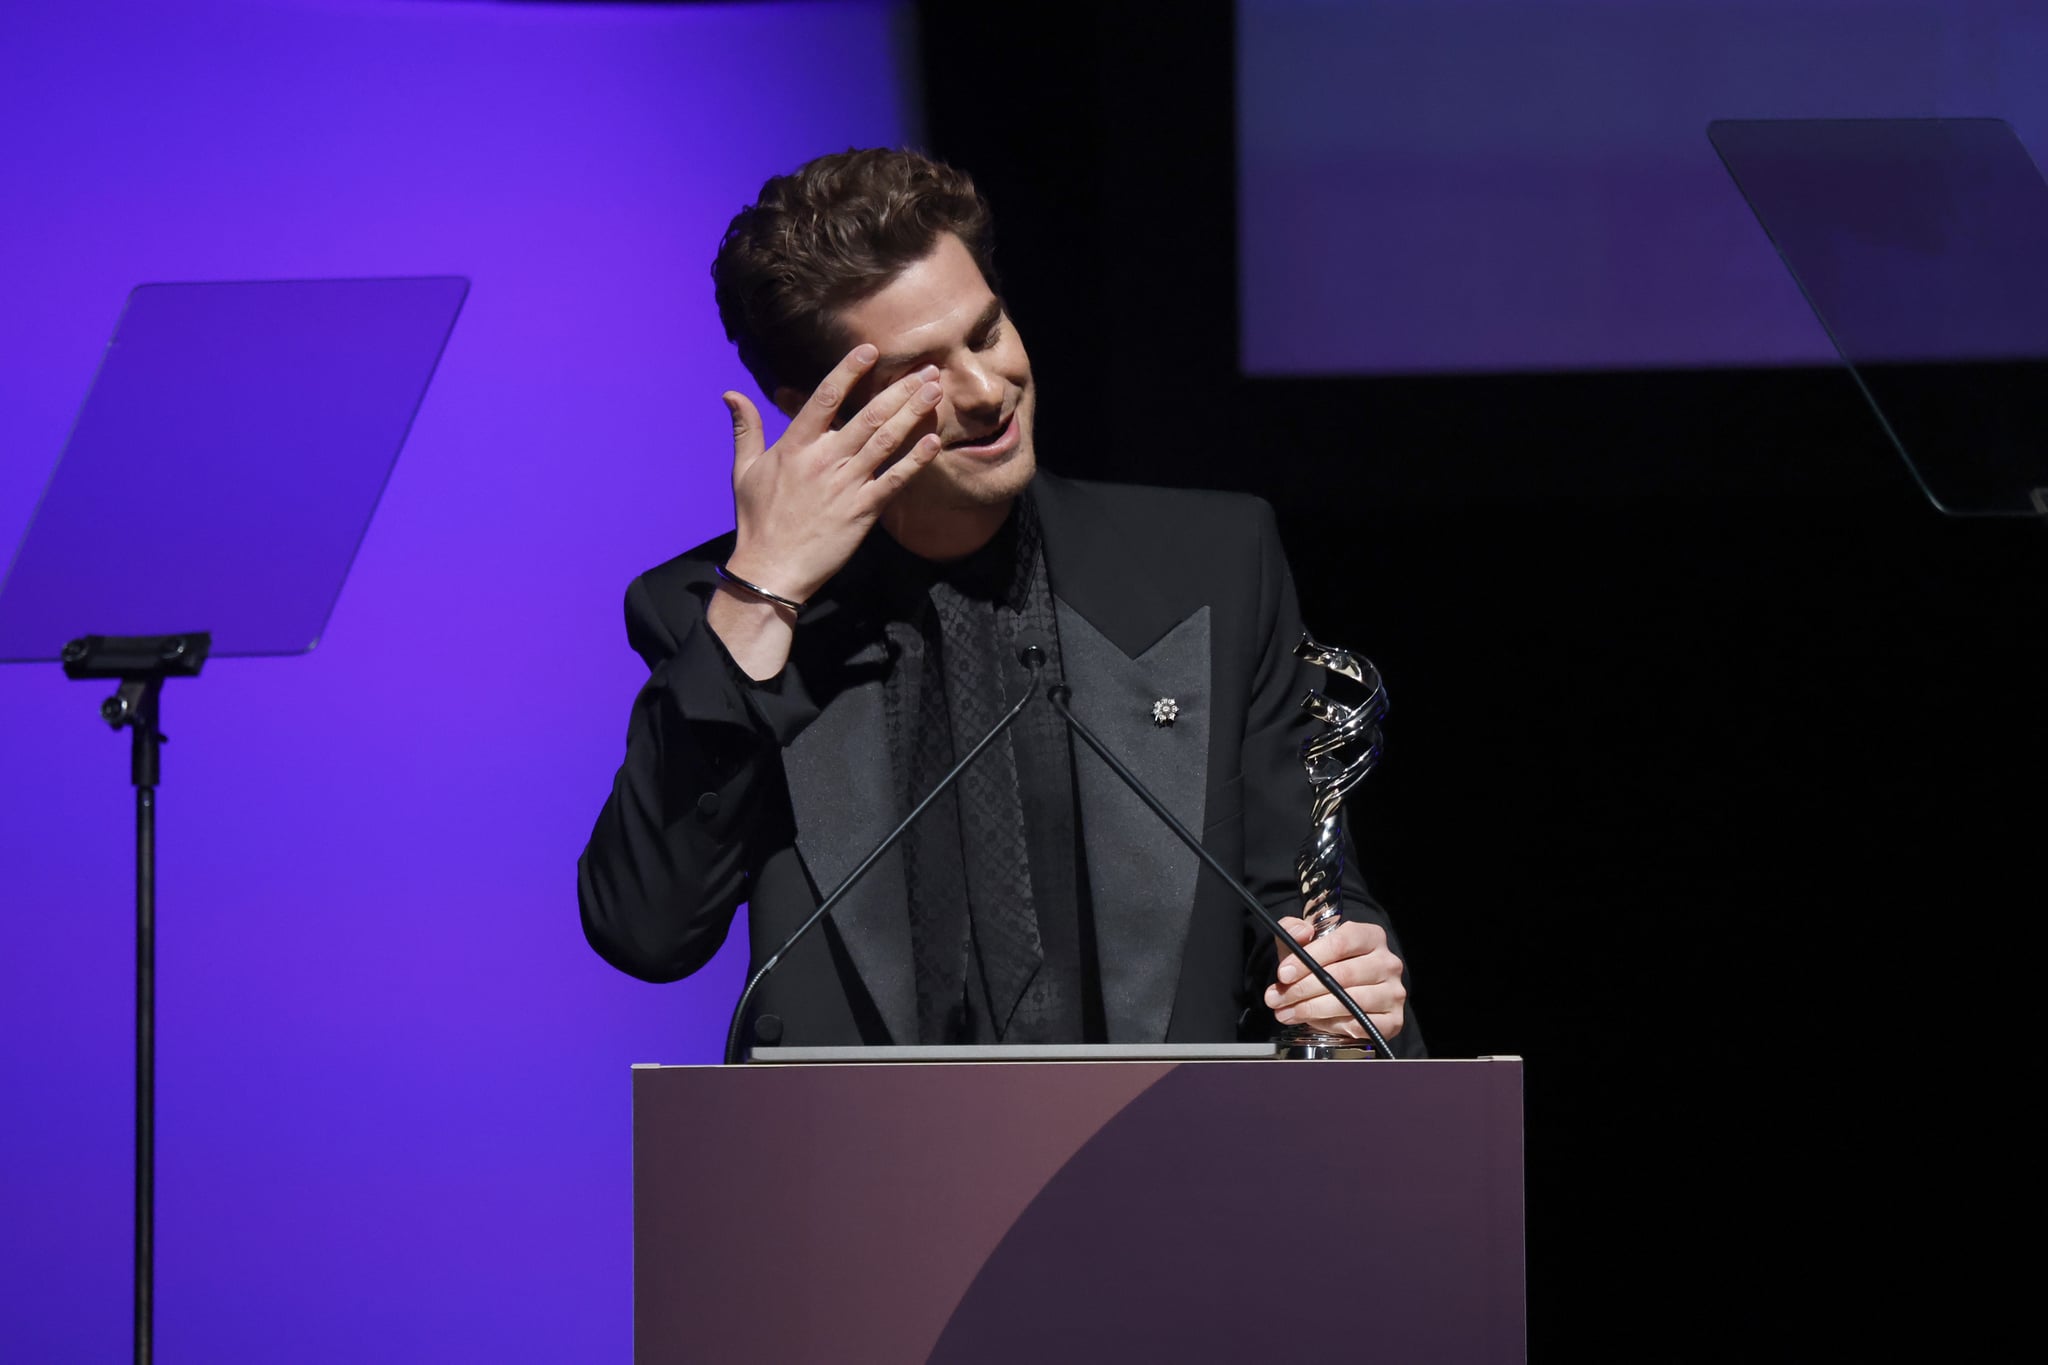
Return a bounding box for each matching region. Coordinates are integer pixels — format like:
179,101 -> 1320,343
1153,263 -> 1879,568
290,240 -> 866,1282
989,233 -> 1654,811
745,1042 -> 1280,1064
632,1049 -> 1522,1069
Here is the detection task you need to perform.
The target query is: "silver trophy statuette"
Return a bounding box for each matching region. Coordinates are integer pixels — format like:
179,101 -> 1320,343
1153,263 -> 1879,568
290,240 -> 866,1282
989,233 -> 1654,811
1277,632 -> 1388,1060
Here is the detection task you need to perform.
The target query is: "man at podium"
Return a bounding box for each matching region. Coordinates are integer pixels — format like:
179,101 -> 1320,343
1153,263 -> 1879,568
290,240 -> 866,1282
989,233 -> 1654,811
578,148 -> 1421,1055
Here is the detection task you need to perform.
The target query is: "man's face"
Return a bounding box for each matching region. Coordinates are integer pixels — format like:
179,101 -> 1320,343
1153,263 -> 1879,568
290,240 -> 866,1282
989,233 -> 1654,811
833,232 -> 1037,521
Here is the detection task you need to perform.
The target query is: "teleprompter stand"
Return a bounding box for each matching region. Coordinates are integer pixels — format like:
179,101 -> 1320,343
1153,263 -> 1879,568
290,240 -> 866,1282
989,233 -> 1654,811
60,632 -> 210,1361
0,277 -> 467,1364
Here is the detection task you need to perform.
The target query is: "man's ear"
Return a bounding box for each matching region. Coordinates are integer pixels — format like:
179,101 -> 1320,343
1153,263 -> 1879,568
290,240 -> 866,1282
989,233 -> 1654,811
770,386 -> 806,420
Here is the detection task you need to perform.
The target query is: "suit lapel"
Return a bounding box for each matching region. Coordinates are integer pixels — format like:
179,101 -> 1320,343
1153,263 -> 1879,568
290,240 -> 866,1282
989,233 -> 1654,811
1035,473 -> 1214,1042
779,618 -> 917,1043
1054,601 -> 1211,1042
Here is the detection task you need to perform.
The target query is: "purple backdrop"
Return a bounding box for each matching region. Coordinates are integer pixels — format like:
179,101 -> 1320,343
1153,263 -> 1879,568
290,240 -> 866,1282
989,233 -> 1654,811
1240,0 -> 2048,374
0,1 -> 910,1359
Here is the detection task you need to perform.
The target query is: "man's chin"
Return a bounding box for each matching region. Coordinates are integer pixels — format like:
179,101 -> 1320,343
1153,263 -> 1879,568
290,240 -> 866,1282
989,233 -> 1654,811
928,443 -> 1036,508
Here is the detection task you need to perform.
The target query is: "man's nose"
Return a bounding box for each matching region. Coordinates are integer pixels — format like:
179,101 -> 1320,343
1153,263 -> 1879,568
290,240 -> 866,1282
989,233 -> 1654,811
948,356 -> 1003,414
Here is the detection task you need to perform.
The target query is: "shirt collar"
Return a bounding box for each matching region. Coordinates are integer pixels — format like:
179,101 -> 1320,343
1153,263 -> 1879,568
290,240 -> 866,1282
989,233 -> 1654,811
853,493 -> 1041,615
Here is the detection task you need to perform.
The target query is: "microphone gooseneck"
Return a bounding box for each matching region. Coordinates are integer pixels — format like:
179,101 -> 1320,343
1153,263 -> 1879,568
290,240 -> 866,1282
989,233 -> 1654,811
722,643 -> 1047,1065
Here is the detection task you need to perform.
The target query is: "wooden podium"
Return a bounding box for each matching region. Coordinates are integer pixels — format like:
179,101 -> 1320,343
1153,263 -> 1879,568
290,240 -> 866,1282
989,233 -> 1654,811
633,1054 -> 1524,1363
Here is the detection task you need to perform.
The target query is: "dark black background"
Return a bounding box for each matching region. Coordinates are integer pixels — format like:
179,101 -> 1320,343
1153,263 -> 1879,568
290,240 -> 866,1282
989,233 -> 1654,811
916,3 -> 2043,1356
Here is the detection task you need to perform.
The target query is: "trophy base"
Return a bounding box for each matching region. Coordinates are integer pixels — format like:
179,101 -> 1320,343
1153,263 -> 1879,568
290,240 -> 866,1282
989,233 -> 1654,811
1274,1028 -> 1376,1061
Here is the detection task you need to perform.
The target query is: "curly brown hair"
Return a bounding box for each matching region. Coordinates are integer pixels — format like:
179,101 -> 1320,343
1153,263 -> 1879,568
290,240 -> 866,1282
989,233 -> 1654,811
712,147 -> 999,399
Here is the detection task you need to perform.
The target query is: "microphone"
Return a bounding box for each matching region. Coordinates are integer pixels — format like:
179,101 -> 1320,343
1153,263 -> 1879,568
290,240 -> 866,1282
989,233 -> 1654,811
1044,685 -> 1396,1057
1013,627 -> 1053,673
722,634 -> 1050,1064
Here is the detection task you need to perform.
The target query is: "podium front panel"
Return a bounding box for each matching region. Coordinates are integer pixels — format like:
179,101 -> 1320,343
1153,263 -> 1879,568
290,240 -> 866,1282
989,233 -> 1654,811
634,1058 -> 1523,1363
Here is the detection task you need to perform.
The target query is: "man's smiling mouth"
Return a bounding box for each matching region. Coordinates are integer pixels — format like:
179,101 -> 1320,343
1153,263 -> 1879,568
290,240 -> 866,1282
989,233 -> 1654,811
946,410 -> 1015,451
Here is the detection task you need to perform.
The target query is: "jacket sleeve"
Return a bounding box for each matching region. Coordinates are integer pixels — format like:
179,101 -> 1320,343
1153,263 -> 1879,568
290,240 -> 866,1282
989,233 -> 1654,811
1236,500 -> 1427,1056
576,571 -> 811,982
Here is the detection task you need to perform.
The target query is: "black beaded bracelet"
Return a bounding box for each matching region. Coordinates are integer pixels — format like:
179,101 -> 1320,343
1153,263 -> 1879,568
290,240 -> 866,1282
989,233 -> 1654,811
714,563 -> 805,613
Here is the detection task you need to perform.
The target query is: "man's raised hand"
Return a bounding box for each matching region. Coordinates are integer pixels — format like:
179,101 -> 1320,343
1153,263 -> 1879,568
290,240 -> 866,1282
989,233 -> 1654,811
705,344 -> 941,680
721,343 -> 943,606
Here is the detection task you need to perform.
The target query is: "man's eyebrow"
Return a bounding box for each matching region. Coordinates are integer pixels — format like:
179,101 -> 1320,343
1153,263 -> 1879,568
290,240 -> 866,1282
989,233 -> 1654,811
874,296 -> 1005,372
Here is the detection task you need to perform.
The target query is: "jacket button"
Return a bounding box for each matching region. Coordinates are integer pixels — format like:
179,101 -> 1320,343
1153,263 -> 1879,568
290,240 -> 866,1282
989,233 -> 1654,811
695,791 -> 720,818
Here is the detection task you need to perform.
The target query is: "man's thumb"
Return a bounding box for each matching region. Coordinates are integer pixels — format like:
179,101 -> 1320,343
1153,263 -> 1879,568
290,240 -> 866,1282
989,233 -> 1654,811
722,391 -> 762,456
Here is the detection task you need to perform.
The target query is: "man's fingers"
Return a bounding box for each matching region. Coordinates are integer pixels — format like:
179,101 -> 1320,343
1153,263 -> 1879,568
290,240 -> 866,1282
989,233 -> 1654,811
1272,974 -> 1407,1024
1266,949 -> 1403,1010
724,391 -> 765,467
1273,919 -> 1387,986
866,433 -> 942,503
850,378 -> 942,475
1277,999 -> 1405,1041
1271,917 -> 1313,966
839,363 -> 936,445
1283,968 -> 1404,1015
786,343 -> 880,443
1261,961 -> 1409,1035
1328,1011 -> 1405,1041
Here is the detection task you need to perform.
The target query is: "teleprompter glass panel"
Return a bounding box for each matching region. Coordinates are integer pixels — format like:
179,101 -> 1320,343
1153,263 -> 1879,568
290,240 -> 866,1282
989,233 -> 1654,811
0,276 -> 468,660
1710,119 -> 2048,517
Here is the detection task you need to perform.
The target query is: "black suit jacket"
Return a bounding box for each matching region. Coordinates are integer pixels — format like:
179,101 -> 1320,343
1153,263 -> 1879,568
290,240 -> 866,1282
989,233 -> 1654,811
578,471 -> 1421,1051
